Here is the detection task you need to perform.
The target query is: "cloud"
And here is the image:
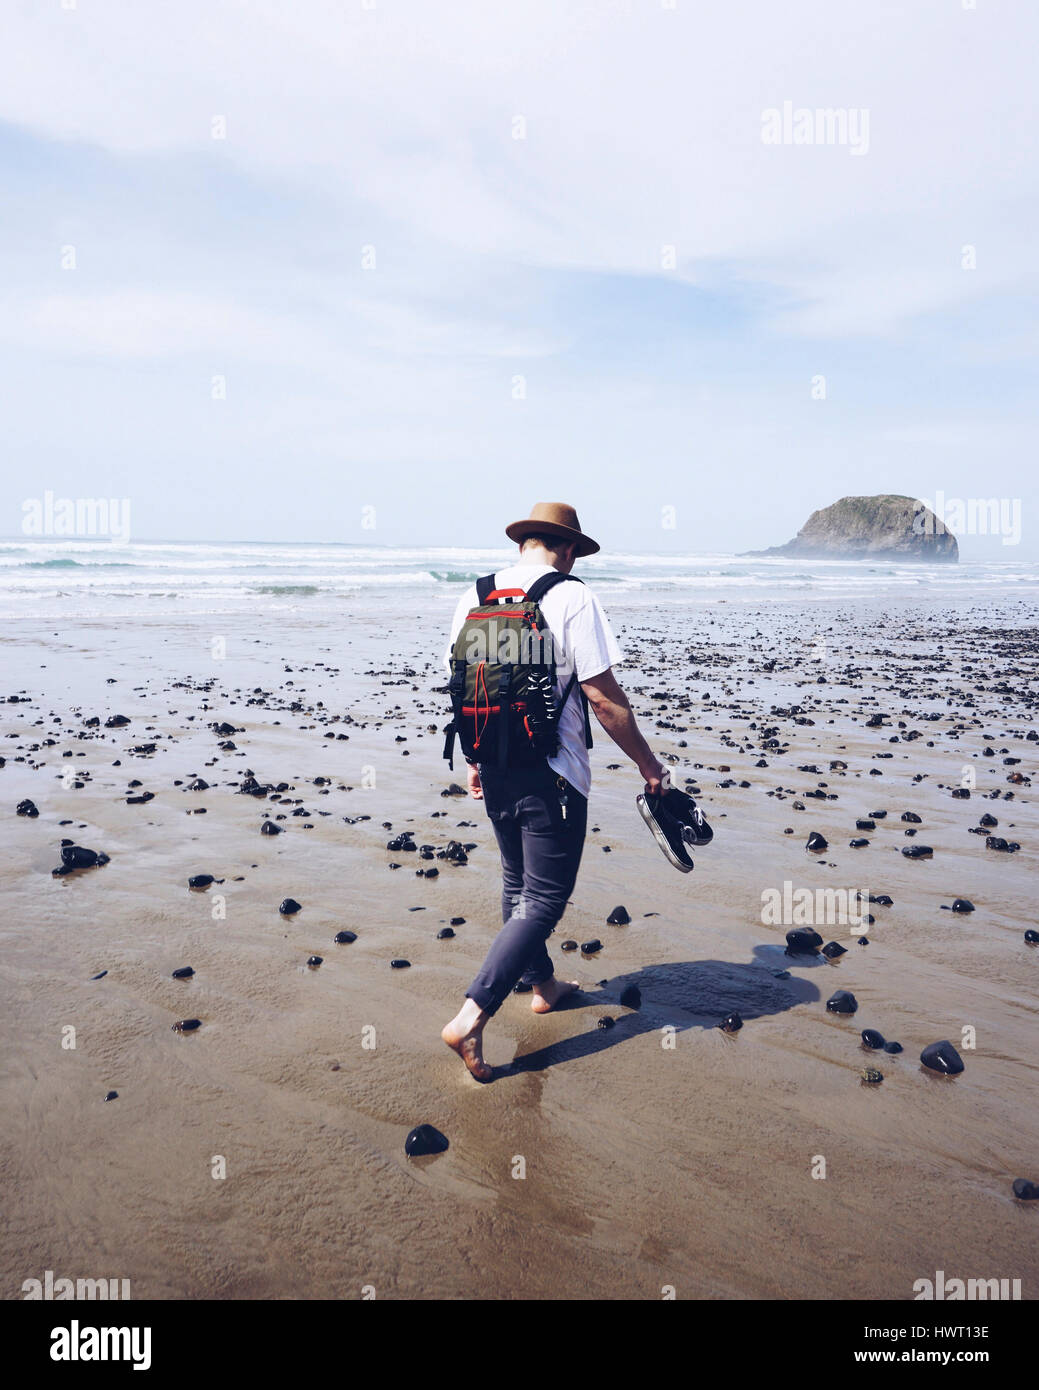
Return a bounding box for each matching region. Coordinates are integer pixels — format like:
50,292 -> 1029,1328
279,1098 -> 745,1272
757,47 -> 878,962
2,0 -> 1035,335
0,1 -> 1036,551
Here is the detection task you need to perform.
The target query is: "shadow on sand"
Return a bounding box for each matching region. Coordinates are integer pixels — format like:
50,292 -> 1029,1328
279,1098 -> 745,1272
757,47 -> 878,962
501,942 -> 831,1078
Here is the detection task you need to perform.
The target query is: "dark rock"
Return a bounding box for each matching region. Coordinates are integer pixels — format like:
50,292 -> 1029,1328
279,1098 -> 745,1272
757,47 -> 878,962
16,799 -> 39,817
950,898 -> 975,913
307,956 -> 322,967
260,820 -> 283,835
821,941 -> 847,958
1012,1179 -> 1039,1201
902,844 -> 933,858
105,715 -> 130,727
901,811 -> 922,823
720,1011 -> 743,1032
580,940 -> 602,955
104,1091 -> 118,1102
786,927 -> 823,954
560,940 -> 578,951
1025,930 -> 1039,945
607,905 -> 631,925
861,1028 -> 886,1049
883,1041 -> 903,1054
806,831 -> 828,851
333,930 -> 357,944
855,819 -> 875,831
920,1040 -> 964,1075
861,1067 -> 884,1084
405,1124 -> 448,1156
279,898 -> 302,915
849,838 -> 870,848
90,971 -> 107,980
513,981 -> 532,993
450,916 -> 465,925
826,990 -> 858,1014
188,874 -> 215,889
437,927 -> 455,939
597,1016 -> 615,1030
390,958 -> 411,969
171,1018 -> 202,1033
172,967 -> 195,979
60,844 -> 107,869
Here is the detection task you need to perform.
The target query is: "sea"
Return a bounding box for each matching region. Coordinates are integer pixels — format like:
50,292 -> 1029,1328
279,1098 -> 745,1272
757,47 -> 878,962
2,539 -> 1038,620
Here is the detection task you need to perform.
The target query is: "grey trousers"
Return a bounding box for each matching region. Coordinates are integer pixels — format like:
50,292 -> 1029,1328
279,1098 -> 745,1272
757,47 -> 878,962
465,762 -> 588,1017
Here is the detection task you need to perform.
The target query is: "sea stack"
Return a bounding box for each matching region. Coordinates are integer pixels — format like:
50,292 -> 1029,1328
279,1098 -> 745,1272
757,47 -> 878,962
745,495 -> 958,563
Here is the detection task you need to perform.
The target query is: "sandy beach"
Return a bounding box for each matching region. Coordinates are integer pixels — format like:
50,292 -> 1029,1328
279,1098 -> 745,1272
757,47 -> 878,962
2,589 -> 1037,1300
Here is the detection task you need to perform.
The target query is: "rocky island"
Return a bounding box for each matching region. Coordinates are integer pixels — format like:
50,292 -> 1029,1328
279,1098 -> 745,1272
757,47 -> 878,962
746,494 -> 958,562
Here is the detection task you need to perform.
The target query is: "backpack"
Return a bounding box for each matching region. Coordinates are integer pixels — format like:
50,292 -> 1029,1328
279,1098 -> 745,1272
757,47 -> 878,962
442,571 -> 593,771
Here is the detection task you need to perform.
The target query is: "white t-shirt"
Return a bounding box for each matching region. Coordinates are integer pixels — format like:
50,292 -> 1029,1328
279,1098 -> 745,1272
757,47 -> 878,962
443,560 -> 623,799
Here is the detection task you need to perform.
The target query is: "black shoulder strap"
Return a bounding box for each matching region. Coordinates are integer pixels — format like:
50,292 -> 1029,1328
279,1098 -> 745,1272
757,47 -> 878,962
524,571 -> 584,605
524,573 -> 593,749
475,573 -> 496,605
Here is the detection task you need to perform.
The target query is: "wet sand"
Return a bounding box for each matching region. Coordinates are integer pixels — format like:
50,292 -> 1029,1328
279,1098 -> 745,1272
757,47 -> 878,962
1,597 -> 1037,1300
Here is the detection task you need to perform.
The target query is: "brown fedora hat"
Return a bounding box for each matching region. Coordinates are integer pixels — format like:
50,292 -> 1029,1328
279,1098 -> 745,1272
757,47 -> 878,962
505,502 -> 600,557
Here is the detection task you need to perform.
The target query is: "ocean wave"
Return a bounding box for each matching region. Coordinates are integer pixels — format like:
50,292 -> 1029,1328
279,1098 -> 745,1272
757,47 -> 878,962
253,584 -> 320,596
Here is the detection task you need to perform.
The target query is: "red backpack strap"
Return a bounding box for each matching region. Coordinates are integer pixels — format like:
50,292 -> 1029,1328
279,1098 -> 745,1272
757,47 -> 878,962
476,572 -> 529,605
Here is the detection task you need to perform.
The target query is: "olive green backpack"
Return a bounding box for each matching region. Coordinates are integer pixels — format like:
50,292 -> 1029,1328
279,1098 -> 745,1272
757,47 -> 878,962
443,571 -> 592,770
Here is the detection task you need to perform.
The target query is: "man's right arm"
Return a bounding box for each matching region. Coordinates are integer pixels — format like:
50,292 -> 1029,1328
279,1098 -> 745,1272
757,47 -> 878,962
580,667 -> 667,794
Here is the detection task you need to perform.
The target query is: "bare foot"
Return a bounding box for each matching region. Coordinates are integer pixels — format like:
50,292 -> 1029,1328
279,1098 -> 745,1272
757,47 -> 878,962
530,978 -> 580,1014
441,1007 -> 493,1081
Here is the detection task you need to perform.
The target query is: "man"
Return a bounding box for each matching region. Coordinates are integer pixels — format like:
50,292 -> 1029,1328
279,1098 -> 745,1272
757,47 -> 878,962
441,503 -> 667,1080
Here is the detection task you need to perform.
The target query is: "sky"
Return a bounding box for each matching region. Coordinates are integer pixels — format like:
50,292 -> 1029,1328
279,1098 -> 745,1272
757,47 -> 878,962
1,0 -> 1036,558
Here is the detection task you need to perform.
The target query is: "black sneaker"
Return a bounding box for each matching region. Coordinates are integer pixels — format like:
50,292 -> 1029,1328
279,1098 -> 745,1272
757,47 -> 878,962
636,787 -> 712,872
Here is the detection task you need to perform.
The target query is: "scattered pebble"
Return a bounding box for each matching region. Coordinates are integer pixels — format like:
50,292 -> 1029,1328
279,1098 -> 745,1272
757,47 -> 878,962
826,990 -> 858,1014
405,1124 -> 449,1156
920,1040 -> 964,1075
